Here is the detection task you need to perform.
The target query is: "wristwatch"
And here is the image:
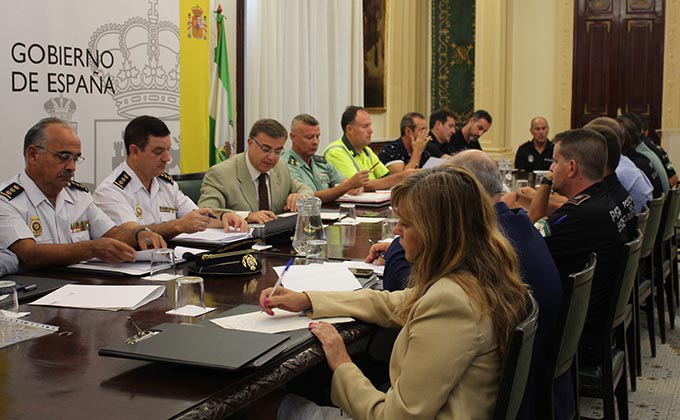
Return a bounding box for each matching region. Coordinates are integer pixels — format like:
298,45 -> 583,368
134,227 -> 153,242
541,177 -> 553,187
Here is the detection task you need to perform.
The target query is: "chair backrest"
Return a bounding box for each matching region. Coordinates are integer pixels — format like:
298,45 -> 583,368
551,253 -> 597,379
612,231 -> 643,325
172,172 -> 205,203
492,293 -> 540,420
660,185 -> 680,242
640,195 -> 665,259
636,205 -> 649,245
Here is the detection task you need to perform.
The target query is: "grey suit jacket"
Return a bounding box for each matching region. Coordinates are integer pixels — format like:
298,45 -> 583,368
197,152 -> 313,214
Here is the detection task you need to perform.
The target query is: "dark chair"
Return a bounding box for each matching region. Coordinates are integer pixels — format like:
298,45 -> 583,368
579,232 -> 642,420
638,195 -> 665,350
653,185 -> 680,341
492,293 -> 539,420
540,253 -> 596,420
172,172 -> 205,203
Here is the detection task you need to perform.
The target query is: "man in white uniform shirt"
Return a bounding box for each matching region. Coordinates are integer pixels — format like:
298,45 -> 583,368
0,118 -> 165,270
94,116 -> 247,241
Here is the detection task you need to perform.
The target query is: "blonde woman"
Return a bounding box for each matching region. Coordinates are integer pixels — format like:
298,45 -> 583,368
260,166 -> 530,420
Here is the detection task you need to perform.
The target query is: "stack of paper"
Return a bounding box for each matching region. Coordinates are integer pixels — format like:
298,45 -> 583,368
336,192 -> 391,204
273,263 -> 363,292
174,228 -> 250,244
29,284 -> 165,311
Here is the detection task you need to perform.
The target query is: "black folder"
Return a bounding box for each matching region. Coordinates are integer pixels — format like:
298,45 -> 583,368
99,323 -> 289,371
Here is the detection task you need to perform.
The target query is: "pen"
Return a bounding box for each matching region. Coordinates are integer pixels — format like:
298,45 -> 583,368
369,161 -> 380,171
368,239 -> 385,259
270,258 -> 294,298
553,214 -> 568,226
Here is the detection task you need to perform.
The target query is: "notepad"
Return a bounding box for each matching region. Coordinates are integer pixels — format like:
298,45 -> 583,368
336,192 -> 391,205
29,284 -> 165,311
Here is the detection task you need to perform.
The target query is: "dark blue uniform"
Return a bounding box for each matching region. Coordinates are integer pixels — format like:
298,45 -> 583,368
449,129 -> 482,154
514,140 -> 554,171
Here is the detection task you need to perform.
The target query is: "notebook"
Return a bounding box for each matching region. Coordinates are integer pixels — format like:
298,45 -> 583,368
99,322 -> 289,371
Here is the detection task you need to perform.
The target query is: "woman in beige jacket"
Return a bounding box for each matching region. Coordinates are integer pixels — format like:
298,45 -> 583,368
260,166 -> 530,420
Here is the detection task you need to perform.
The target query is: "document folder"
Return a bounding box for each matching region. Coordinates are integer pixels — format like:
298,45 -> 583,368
99,323 -> 289,371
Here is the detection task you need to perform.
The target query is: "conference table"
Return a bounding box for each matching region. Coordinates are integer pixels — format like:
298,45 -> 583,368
0,216 -> 388,419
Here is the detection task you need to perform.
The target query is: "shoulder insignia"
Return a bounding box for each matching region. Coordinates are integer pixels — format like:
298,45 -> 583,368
114,171 -> 131,190
567,194 -> 590,206
158,172 -> 174,184
68,180 -> 89,192
0,182 -> 24,200
288,155 -> 298,166
312,155 -> 328,164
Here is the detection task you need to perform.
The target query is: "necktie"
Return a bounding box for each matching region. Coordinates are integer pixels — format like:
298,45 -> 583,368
258,173 -> 270,211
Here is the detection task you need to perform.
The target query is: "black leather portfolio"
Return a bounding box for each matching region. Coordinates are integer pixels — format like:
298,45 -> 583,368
99,322 -> 289,371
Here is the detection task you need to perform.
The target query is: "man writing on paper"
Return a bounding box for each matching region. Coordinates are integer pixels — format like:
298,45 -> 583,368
198,118 -> 314,224
284,114 -> 369,203
94,116 -> 247,241
0,118 -> 166,270
323,106 -> 416,190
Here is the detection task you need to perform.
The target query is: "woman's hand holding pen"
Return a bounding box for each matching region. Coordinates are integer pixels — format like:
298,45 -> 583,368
365,239 -> 389,265
259,286 -> 312,315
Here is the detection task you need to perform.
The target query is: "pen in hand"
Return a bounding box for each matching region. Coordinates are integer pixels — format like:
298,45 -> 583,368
368,238 -> 385,259
265,257 -> 294,312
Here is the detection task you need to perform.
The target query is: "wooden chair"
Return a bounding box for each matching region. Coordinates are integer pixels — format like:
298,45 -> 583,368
540,253 -> 596,420
172,172 -> 205,203
492,293 -> 540,420
653,186 -> 680,341
579,232 -> 642,420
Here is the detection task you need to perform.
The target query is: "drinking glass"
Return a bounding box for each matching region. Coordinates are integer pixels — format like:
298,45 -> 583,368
149,248 -> 177,280
175,276 -> 205,310
515,179 -> 529,192
339,203 -> 356,221
0,280 -> 19,314
305,239 -> 328,264
250,223 -> 266,245
382,218 -> 399,240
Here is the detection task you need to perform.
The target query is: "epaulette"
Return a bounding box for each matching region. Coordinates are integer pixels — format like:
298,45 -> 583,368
114,171 -> 131,190
158,172 -> 174,184
312,155 -> 328,164
566,193 -> 590,206
68,180 -> 89,192
0,182 -> 24,200
288,155 -> 298,166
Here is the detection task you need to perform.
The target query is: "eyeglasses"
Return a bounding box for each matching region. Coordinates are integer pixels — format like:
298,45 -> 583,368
36,145 -> 85,164
250,137 -> 284,156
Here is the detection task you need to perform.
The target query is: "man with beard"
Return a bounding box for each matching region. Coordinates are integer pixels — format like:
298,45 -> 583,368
449,109 -> 492,153
94,116 -> 248,241
0,118 -> 166,270
198,118 -> 313,224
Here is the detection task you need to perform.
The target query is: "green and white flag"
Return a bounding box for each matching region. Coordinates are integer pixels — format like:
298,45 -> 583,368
209,8 -> 234,164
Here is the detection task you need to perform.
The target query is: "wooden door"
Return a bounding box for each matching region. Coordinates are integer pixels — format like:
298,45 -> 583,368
572,0 -> 664,140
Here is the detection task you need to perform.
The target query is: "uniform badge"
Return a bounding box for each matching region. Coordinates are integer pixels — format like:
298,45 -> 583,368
114,171 -> 131,190
68,180 -> 89,192
135,203 -> 143,218
528,155 -> 534,163
288,156 -> 297,166
567,194 -> 591,206
159,206 -> 177,214
242,254 -> 258,271
30,215 -> 43,237
534,219 -> 551,237
70,221 -> 90,233
0,183 -> 24,200
158,172 -> 174,184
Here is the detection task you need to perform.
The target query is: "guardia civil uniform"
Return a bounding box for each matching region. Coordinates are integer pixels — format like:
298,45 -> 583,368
93,161 -> 196,226
0,171 -> 115,248
282,149 -> 345,192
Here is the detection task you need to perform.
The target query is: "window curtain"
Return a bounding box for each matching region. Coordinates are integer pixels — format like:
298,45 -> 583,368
246,0 -> 364,150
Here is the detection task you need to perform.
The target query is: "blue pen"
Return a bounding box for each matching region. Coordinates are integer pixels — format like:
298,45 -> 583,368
270,258 -> 294,297
553,214 -> 568,226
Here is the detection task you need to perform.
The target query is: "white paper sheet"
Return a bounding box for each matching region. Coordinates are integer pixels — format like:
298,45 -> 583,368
67,260 -> 155,276
166,305 -> 216,317
422,157 -> 448,169
273,263 -> 363,292
29,284 -> 165,311
211,308 -> 354,333
336,192 -> 391,204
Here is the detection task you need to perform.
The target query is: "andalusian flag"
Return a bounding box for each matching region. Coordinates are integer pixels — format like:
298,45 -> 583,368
209,6 -> 234,164
179,0 -> 211,173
